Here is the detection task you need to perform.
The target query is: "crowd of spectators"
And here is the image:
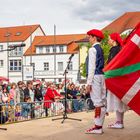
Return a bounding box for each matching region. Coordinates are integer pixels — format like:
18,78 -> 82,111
0,79 -> 93,124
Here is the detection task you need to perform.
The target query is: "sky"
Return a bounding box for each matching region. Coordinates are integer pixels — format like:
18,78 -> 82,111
0,0 -> 139,35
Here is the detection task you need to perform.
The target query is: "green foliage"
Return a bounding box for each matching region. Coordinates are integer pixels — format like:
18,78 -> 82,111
101,31 -> 110,64
80,63 -> 87,77
79,42 -> 90,77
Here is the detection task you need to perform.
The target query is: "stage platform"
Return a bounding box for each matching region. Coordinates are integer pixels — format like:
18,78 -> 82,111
0,111 -> 140,140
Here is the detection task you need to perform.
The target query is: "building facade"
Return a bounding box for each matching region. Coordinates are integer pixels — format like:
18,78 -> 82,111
24,34 -> 85,83
0,24 -> 45,82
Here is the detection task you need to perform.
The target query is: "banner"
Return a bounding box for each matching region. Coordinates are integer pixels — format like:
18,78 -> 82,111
23,65 -> 34,81
104,22 -> 140,115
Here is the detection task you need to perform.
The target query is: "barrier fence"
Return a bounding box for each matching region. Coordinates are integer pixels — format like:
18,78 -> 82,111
0,98 -> 94,124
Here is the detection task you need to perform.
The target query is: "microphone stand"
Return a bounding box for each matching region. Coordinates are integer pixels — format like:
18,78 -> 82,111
52,55 -> 82,123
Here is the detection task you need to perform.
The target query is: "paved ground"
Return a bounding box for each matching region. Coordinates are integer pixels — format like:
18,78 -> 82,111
0,111 -> 140,140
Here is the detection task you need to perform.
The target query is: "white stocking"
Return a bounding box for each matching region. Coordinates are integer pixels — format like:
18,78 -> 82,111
116,111 -> 124,123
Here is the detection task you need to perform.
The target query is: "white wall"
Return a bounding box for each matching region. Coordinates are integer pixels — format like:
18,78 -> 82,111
23,27 -> 45,53
0,26 -> 45,83
24,53 -> 79,83
0,43 -> 8,77
36,45 -> 67,54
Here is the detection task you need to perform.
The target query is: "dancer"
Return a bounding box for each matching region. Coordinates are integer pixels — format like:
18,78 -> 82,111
85,29 -> 106,134
107,33 -> 128,129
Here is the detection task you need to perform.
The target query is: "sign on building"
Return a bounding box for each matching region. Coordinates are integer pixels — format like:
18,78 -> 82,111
23,65 -> 34,81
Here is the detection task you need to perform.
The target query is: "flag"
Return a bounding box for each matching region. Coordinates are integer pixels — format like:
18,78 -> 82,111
104,22 -> 140,115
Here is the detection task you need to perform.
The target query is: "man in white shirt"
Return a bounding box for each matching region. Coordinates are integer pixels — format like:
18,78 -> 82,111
85,29 -> 106,134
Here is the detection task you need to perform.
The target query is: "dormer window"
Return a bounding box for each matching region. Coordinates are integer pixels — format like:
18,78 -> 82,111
39,47 -> 43,53
4,33 -> 11,37
15,32 -> 22,36
53,46 -> 56,53
59,45 -> 64,52
46,47 -> 50,53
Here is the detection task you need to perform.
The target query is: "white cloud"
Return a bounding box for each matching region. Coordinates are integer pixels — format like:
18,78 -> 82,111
0,0 -> 139,34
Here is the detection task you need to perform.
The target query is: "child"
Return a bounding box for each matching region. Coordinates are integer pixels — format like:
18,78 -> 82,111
21,97 -> 31,120
51,96 -> 64,116
0,105 -> 8,124
76,93 -> 85,112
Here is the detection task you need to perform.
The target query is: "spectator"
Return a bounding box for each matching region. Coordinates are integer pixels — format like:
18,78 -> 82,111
51,96 -> 64,116
66,84 -> 73,99
0,105 -> 8,124
24,81 -> 34,102
16,81 -> 24,103
44,83 -> 61,117
2,87 -> 9,104
34,84 -> 43,102
80,85 -> 86,99
21,97 -> 31,119
76,93 -> 85,111
57,83 -> 64,94
9,83 -> 17,106
23,81 -> 35,118
0,85 -> 3,103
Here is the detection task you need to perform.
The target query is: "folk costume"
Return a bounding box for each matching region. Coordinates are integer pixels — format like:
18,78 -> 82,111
107,33 -> 128,129
86,29 -> 106,134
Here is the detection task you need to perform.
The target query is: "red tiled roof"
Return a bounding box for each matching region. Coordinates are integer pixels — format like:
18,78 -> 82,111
24,34 -> 86,55
102,11 -> 140,33
74,12 -> 140,51
67,42 -> 79,53
0,24 -> 45,43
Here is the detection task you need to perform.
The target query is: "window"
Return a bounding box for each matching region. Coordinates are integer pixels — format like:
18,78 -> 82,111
68,62 -> 73,70
39,47 -> 43,53
58,78 -> 62,83
9,47 -> 23,56
15,32 -> 22,36
9,60 -> 21,71
53,47 -> 56,53
59,45 -> 64,52
58,62 -> 63,71
0,45 -> 3,51
44,62 -> 49,71
4,33 -> 11,37
0,60 -> 4,67
46,47 -> 50,53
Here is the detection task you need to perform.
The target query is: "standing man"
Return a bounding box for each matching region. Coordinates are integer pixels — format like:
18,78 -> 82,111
24,81 -> 35,118
85,29 -> 106,134
16,81 -> 24,103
